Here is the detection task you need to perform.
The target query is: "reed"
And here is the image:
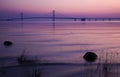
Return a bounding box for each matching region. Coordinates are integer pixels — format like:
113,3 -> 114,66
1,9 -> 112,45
24,67 -> 42,77
0,63 -> 7,75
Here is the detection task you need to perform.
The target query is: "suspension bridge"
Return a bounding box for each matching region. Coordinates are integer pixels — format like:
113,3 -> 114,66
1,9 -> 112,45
0,10 -> 120,21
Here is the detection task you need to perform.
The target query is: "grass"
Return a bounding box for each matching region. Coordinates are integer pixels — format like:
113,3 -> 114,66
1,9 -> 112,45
25,67 -> 42,77
0,50 -> 120,77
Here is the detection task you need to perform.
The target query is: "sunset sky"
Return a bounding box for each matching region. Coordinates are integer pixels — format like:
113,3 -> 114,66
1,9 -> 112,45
0,0 -> 120,18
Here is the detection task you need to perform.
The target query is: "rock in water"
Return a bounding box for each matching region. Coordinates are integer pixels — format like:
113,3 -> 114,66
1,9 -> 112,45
83,52 -> 97,62
4,41 -> 13,46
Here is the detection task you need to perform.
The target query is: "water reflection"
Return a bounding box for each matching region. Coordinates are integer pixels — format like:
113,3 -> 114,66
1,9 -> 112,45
52,21 -> 55,34
1,21 -> 120,77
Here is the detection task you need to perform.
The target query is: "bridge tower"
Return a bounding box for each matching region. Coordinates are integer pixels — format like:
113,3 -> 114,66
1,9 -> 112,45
21,12 -> 23,21
52,10 -> 55,21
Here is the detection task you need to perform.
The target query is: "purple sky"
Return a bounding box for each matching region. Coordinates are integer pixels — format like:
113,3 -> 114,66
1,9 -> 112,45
0,0 -> 120,18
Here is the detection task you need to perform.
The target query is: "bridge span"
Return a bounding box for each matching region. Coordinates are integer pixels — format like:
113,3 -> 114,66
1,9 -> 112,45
0,10 -> 120,21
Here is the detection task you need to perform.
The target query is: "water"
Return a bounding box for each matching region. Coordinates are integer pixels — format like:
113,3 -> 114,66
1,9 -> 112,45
0,21 -> 120,77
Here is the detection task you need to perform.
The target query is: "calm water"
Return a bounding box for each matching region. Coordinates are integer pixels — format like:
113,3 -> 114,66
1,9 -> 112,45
0,21 -> 120,77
